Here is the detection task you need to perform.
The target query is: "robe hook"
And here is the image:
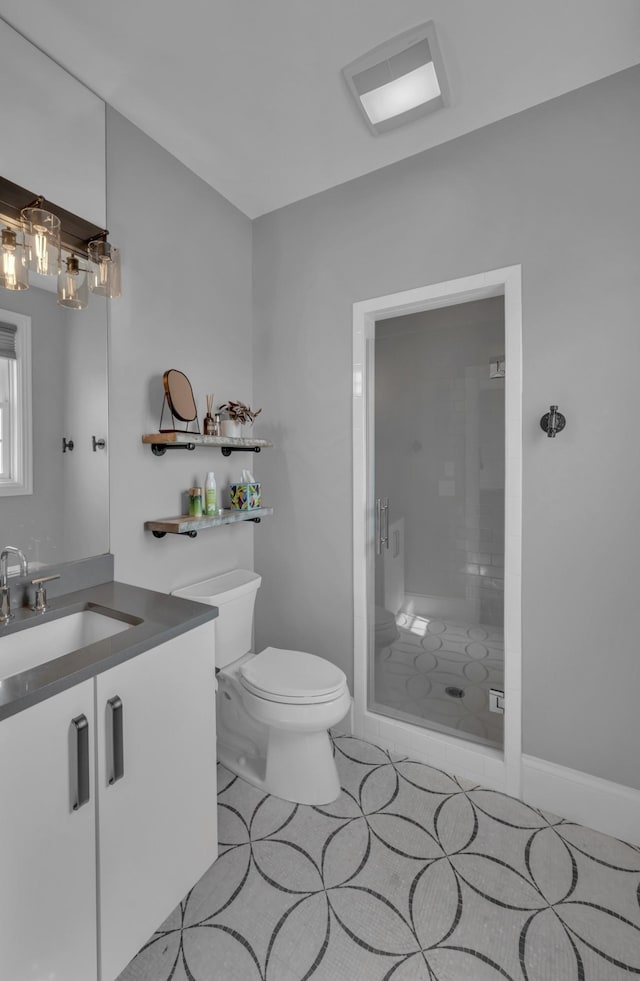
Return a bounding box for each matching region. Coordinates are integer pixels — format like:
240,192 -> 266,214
540,405 -> 566,438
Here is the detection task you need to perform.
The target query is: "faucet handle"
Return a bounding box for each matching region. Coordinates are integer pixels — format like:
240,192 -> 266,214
31,574 -> 60,613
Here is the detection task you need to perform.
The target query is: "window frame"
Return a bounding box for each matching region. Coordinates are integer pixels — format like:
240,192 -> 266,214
0,308 -> 32,496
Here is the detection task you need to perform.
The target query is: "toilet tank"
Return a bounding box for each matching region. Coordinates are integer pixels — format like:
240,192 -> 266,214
172,569 -> 261,668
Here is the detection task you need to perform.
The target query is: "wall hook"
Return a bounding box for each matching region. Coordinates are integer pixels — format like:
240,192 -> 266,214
62,437 -> 74,453
540,405 -> 566,438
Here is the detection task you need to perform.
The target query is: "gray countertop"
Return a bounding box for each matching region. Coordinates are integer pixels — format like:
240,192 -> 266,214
0,581 -> 218,721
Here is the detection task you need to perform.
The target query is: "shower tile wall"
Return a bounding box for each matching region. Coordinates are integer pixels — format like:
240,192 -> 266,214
461,488 -> 505,626
376,298 -> 505,623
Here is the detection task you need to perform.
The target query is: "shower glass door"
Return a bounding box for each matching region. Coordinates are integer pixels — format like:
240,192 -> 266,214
371,297 -> 505,749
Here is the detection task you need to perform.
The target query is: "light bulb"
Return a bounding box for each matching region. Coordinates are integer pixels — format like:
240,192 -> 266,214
58,254 -> 89,310
0,226 -> 29,291
88,239 -> 121,298
21,207 -> 61,277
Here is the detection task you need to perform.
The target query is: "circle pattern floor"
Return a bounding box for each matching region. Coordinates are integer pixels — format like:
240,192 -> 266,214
118,735 -> 640,981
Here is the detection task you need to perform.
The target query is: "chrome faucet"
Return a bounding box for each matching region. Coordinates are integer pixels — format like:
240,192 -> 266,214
0,546 -> 29,623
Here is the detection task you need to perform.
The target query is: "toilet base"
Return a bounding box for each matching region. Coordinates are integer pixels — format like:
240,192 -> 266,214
266,727 -> 341,804
218,727 -> 341,805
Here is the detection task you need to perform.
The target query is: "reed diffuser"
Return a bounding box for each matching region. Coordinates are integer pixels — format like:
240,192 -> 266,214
203,394 -> 217,435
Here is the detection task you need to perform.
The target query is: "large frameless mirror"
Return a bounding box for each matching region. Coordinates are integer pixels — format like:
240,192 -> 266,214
0,282 -> 108,570
0,19 -> 109,572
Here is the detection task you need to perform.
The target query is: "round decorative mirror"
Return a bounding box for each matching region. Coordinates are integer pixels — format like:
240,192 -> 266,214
162,369 -> 198,429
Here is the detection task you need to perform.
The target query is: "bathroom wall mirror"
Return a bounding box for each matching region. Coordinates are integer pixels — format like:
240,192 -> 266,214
0,280 -> 109,570
0,18 -> 109,571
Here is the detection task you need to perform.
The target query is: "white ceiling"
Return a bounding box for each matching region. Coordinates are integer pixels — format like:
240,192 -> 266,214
1,0 -> 640,219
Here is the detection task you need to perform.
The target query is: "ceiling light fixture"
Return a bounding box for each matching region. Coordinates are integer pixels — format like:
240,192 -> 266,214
342,21 -> 449,135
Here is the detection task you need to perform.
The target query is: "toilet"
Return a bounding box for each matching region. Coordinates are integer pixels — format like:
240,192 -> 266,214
172,569 -> 351,805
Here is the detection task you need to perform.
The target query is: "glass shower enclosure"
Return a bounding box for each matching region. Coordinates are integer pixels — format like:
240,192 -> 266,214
370,296 -> 505,749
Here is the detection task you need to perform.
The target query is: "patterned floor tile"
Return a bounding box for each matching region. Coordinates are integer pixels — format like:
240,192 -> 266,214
118,735 -> 640,981
375,616 -> 505,749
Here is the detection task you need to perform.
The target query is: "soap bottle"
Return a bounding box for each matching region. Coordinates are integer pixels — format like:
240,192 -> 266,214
204,471 -> 218,515
189,487 -> 203,517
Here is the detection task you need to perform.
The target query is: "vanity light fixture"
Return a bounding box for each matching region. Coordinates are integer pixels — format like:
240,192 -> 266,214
21,203 -> 61,277
88,233 -> 121,299
0,224 -> 29,291
58,253 -> 89,310
0,176 -> 122,310
342,21 -> 450,135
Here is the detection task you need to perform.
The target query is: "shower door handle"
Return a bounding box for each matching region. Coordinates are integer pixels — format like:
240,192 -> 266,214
382,497 -> 389,550
375,497 -> 390,553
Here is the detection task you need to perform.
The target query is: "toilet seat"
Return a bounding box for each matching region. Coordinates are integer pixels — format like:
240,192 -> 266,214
240,647 -> 347,705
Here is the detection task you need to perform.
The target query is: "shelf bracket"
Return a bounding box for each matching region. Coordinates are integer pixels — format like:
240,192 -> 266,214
151,443 -> 195,456
221,446 -> 262,457
153,528 -> 198,538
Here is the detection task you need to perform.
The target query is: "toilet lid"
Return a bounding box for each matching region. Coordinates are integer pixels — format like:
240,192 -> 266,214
240,647 -> 347,703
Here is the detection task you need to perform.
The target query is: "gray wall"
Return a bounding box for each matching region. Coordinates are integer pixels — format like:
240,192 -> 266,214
106,109 -> 255,594
253,66 -> 640,791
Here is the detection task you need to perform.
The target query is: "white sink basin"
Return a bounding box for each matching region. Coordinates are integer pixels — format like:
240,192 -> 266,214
0,609 -> 135,681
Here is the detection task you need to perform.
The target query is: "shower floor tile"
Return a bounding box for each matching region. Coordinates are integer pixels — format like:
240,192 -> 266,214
375,614 -> 504,748
118,735 -> 640,981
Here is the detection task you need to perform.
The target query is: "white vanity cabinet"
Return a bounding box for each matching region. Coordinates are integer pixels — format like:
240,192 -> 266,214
0,679 -> 98,981
0,620 -> 218,981
96,624 -> 218,981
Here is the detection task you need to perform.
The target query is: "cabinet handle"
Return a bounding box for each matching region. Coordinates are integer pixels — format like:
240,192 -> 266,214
72,714 -> 90,810
107,696 -> 124,785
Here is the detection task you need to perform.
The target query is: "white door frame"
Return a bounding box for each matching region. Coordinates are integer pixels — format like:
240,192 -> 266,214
352,265 -> 522,796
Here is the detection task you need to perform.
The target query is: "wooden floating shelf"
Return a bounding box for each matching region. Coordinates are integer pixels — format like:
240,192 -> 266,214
144,507 -> 274,539
142,433 -> 273,456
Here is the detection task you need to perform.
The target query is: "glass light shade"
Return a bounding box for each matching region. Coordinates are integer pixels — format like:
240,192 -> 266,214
21,206 -> 61,277
58,254 -> 89,310
0,225 -> 29,291
359,62 -> 441,125
88,239 -> 121,298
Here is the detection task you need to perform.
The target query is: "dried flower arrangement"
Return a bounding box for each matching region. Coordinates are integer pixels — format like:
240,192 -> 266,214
218,400 -> 262,425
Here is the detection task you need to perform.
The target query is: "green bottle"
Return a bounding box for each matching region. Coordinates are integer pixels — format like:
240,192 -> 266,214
205,471 -> 218,515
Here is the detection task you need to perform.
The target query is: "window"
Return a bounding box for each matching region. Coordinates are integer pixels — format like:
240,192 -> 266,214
0,311 -> 32,496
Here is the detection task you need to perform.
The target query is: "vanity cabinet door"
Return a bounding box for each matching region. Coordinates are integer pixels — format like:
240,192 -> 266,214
95,623 -> 218,981
0,680 -> 97,981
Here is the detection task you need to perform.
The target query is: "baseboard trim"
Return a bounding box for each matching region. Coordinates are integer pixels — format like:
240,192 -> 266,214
355,709 -> 506,792
522,754 -> 640,846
